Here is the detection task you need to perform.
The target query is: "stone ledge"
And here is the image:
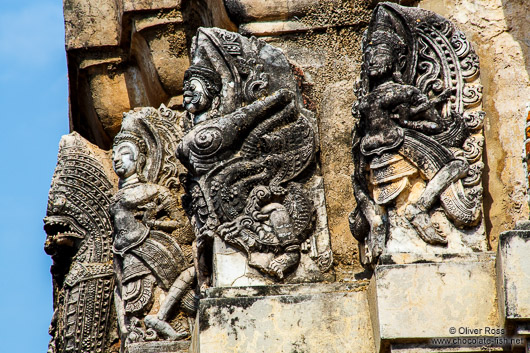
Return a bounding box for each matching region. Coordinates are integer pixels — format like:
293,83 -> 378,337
205,281 -> 368,298
370,255 -> 501,352
197,282 -> 374,353
380,252 -> 496,265
497,230 -> 530,321
127,340 -> 190,353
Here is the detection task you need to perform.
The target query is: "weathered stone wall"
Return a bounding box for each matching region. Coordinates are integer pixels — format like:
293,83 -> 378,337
62,0 -> 530,277
221,0 -> 530,276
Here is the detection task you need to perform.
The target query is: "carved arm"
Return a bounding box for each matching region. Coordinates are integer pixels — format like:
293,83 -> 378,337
141,187 -> 181,232
394,87 -> 449,134
178,89 -> 295,162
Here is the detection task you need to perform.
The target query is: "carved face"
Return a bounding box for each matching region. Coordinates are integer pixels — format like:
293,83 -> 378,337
113,142 -> 138,180
44,190 -> 88,254
183,78 -> 212,116
365,43 -> 395,79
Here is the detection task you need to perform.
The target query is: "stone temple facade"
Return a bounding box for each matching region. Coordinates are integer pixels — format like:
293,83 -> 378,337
44,0 -> 530,352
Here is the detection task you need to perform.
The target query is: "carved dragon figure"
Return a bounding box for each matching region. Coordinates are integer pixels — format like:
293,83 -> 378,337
44,132 -> 117,353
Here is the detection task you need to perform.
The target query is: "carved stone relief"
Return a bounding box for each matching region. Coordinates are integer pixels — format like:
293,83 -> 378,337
177,28 -> 333,287
43,0 -> 530,351
110,106 -> 195,352
44,132 -> 118,353
349,2 -> 486,267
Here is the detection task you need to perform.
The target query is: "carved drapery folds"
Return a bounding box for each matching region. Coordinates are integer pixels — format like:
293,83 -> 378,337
44,132 -> 117,353
177,28 -> 333,286
110,106 -> 196,352
350,2 -> 485,267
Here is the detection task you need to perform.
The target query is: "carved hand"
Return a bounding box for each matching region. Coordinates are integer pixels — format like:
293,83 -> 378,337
139,202 -> 157,225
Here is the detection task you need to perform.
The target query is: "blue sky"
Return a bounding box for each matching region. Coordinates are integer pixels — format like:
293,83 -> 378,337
0,1 -> 68,351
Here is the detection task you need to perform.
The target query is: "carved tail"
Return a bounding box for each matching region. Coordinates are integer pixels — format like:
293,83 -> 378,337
58,276 -> 114,353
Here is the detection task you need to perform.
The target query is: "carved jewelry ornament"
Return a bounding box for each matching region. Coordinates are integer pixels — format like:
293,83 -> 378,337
350,3 -> 486,267
110,105 -> 196,352
178,28 -> 333,286
44,132 -> 117,353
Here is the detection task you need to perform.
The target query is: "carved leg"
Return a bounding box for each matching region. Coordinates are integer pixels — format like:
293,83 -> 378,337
113,287 -> 128,348
353,182 -> 387,265
143,317 -> 187,341
145,267 -> 196,340
267,249 -> 300,279
405,159 -> 468,244
404,204 -> 447,244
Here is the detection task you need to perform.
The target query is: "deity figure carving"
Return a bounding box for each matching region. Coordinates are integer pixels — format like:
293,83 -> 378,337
350,3 -> 486,267
110,106 -> 196,352
44,132 -> 118,353
177,28 -> 332,287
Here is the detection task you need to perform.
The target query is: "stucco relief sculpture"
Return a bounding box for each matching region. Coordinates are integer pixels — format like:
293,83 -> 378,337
350,2 -> 485,267
110,106 -> 196,352
177,28 -> 332,287
44,132 -> 117,353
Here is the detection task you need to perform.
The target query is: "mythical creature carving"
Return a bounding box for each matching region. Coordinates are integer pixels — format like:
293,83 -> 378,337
350,3 -> 485,267
110,106 -> 196,351
177,28 -> 330,286
44,132 -> 117,353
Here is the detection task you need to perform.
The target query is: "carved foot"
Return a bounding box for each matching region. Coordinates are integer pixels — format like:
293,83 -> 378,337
267,251 -> 300,279
405,204 -> 447,245
144,316 -> 187,341
368,214 -> 386,263
199,281 -> 210,295
218,216 -> 253,242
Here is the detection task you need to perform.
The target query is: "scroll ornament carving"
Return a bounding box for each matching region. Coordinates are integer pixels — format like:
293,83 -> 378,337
177,28 -> 330,287
110,106 -> 196,351
44,132 -> 117,353
350,3 -> 485,267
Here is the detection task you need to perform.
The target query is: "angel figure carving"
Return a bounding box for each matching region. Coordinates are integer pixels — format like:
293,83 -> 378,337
350,3 -> 485,267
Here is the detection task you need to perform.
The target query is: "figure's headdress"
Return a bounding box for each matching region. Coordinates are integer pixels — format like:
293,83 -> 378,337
362,3 -> 415,85
113,105 -> 181,188
367,30 -> 407,57
112,130 -> 147,157
187,27 -> 301,114
184,65 -> 222,99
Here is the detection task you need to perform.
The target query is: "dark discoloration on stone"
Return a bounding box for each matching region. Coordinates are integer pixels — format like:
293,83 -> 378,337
277,294 -> 312,305
223,0 -> 248,23
199,296 -> 262,332
205,281 -> 369,299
